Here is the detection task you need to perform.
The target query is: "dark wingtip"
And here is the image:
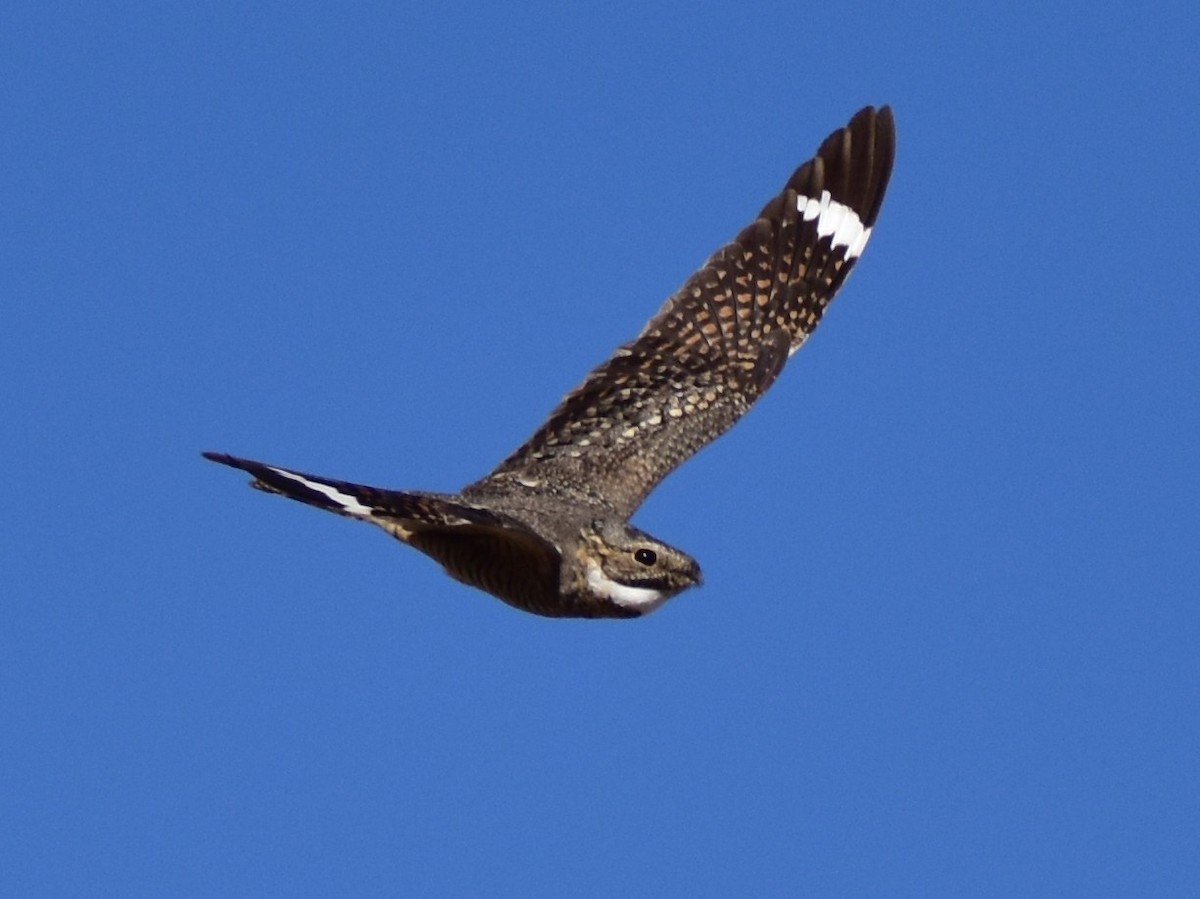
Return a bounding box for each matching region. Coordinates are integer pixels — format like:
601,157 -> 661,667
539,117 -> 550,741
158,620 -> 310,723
765,104 -> 896,233
202,450 -> 242,468
858,104 -> 896,227
201,451 -> 260,478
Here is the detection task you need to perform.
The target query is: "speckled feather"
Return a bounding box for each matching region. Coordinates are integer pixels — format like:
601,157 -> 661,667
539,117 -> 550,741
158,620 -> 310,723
471,106 -> 895,516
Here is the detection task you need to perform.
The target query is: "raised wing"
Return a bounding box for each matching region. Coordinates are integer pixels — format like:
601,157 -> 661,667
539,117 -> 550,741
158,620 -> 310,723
468,106 -> 895,517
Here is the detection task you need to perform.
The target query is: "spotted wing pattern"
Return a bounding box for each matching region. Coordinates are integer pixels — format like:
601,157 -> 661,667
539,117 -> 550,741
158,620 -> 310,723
202,452 -> 562,613
470,106 -> 895,516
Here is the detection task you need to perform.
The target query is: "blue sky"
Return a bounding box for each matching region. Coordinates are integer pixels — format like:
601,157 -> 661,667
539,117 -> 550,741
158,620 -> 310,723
4,2 -> 1198,895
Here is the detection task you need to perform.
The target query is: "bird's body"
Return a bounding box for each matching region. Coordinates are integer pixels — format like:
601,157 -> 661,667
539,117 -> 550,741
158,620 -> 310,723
205,105 -> 896,618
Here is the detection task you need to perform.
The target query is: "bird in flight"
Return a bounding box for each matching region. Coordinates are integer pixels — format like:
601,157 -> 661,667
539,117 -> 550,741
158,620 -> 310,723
205,105 -> 895,618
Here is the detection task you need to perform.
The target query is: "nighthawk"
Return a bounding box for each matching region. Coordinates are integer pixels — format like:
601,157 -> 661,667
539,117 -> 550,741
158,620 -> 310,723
205,105 -> 895,618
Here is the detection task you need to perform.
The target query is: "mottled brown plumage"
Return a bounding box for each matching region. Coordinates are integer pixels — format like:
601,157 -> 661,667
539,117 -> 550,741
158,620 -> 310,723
204,106 -> 896,618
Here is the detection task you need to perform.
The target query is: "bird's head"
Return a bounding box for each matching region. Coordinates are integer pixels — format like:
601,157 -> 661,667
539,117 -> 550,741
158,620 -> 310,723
576,519 -> 702,614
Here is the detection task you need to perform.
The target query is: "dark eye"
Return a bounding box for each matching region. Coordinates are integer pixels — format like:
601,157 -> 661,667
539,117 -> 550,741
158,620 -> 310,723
634,548 -> 657,566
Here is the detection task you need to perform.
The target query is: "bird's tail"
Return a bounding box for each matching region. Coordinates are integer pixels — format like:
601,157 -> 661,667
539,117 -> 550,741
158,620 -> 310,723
202,451 -> 512,535
201,451 -> 397,519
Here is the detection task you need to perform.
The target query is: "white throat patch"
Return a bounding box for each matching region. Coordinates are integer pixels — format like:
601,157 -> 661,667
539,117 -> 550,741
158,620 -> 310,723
586,563 -> 668,613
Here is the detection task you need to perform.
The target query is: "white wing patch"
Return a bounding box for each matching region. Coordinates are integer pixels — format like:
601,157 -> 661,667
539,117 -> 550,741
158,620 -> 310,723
586,563 -> 668,613
266,466 -> 374,516
797,190 -> 872,260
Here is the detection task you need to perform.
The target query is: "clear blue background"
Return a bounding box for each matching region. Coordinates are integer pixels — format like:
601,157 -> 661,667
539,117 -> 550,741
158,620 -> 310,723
4,2 -> 1198,895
